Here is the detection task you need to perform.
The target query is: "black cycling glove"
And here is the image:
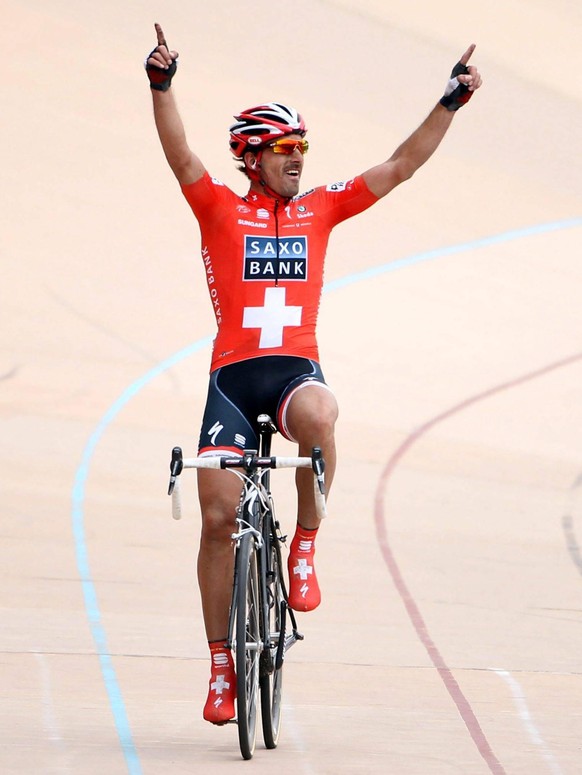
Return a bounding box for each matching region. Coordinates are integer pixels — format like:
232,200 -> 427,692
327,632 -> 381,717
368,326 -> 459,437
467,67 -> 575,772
145,48 -> 178,92
440,60 -> 472,111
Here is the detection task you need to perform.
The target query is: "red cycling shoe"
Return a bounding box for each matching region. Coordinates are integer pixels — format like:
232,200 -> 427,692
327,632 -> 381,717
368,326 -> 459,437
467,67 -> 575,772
203,643 -> 236,725
287,525 -> 321,612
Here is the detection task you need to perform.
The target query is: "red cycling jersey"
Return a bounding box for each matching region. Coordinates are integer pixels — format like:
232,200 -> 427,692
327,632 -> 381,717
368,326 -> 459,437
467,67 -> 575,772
181,172 -> 378,371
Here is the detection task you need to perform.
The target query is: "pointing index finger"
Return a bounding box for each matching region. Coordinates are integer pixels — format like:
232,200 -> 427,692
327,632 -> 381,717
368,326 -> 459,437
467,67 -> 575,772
459,43 -> 476,66
155,22 -> 168,49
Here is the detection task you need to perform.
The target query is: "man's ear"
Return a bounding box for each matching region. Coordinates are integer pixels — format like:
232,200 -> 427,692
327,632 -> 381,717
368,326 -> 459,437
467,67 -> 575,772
244,151 -> 258,170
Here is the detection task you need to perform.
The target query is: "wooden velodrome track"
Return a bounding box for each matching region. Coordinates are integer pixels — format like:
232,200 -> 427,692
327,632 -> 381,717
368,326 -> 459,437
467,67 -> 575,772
3,1 -> 582,772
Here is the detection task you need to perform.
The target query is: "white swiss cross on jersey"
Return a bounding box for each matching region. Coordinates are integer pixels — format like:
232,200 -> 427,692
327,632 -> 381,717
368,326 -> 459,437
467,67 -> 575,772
242,287 -> 302,348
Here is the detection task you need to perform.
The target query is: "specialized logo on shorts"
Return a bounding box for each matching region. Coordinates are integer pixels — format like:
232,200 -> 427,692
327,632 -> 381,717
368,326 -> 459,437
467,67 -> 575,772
208,420 -> 223,445
243,236 -> 308,281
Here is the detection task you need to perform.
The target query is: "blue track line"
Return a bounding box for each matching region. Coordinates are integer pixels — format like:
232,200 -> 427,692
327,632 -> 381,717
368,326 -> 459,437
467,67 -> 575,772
71,336 -> 212,775
324,217 -> 582,293
71,218 -> 581,772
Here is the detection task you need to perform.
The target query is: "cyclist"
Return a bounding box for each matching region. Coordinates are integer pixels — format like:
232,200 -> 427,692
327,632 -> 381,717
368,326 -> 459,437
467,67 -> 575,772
146,23 -> 482,725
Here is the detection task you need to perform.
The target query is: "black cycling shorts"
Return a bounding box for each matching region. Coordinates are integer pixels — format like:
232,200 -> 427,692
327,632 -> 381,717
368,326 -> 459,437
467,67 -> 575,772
198,355 -> 332,455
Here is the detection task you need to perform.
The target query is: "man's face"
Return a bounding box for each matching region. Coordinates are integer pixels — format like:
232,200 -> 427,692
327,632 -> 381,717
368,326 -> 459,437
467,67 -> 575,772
258,134 -> 306,198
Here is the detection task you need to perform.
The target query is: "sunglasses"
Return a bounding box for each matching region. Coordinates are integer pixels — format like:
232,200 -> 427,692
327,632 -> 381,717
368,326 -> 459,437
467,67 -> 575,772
268,138 -> 309,155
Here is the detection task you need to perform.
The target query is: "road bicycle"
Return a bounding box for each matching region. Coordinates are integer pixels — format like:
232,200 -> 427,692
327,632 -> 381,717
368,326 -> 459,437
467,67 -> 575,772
167,414 -> 326,760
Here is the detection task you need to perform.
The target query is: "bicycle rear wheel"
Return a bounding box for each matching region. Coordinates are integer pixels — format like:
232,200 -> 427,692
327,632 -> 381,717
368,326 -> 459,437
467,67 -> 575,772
260,527 -> 285,749
235,532 -> 260,760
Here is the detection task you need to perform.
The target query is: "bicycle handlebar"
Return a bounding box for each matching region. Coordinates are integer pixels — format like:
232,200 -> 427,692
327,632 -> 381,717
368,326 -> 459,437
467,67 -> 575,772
183,454 -> 315,470
168,447 -> 327,522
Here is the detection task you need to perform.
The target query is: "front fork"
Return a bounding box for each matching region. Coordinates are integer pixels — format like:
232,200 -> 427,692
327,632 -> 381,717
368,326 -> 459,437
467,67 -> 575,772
225,493 -> 262,650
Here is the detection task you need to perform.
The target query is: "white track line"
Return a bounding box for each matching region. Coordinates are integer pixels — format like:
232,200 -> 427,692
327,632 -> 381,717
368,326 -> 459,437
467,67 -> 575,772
34,652 -> 73,774
490,668 -> 563,775
282,701 -> 317,775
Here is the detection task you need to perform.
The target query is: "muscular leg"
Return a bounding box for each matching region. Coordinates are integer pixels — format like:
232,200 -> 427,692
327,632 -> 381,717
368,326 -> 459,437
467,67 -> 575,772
197,467 -> 242,641
284,384 -> 339,525
197,467 -> 243,724
284,384 -> 338,611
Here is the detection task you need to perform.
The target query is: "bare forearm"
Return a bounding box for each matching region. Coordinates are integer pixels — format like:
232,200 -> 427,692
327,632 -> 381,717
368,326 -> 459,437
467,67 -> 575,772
389,103 -> 454,177
152,89 -> 191,172
363,104 -> 454,197
146,23 -> 204,185
363,45 -> 482,199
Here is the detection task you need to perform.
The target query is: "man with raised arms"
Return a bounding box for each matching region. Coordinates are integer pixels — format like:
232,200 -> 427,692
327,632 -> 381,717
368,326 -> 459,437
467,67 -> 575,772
145,23 -> 482,725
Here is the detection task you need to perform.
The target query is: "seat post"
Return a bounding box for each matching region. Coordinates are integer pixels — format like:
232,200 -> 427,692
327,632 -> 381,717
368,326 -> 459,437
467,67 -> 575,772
257,413 -> 277,457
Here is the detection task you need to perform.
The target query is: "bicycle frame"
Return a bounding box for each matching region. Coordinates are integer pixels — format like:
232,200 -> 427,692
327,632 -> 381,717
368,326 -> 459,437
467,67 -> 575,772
224,417 -> 302,658
166,414 -> 326,758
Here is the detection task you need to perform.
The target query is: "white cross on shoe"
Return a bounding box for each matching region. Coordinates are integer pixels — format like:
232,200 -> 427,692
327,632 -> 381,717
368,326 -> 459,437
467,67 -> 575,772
211,674 -> 230,695
292,558 -> 313,581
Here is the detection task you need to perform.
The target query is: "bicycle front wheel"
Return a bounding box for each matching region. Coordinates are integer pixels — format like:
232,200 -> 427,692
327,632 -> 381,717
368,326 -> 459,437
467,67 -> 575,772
260,528 -> 285,749
235,532 -> 260,760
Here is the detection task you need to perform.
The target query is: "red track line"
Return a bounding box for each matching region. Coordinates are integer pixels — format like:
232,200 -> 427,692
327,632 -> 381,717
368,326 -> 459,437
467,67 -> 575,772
374,350 -> 582,774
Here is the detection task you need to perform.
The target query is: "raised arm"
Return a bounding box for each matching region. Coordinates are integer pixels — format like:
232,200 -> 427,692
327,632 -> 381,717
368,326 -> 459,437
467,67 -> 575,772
145,23 -> 205,186
362,45 -> 482,198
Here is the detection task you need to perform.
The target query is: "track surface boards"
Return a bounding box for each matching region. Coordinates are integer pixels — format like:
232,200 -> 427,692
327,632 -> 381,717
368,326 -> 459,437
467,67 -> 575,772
3,2 -> 582,772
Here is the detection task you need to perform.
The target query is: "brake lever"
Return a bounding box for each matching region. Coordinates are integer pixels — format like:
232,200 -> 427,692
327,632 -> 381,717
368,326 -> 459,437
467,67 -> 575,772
168,446 -> 183,495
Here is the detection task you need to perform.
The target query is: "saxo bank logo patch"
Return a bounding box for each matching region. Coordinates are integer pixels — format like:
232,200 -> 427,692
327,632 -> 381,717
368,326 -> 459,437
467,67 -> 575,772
244,236 -> 308,281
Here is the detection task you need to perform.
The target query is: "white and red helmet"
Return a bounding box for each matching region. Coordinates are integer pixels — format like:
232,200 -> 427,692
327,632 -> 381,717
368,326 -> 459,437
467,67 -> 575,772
229,102 -> 307,159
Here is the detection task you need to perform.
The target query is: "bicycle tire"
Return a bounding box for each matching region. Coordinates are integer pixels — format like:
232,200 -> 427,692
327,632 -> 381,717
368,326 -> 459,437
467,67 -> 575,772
235,532 -> 260,760
260,525 -> 285,749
